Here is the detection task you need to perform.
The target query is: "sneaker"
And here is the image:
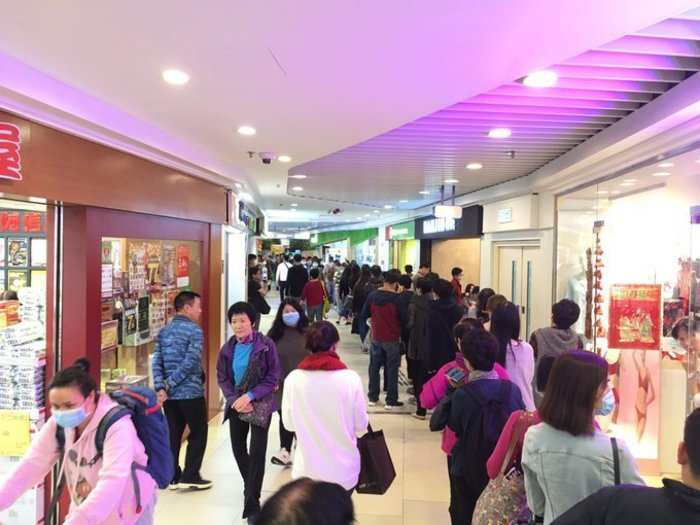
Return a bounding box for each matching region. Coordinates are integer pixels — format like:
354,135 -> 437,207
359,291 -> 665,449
384,401 -> 405,410
368,399 -> 379,407
179,476 -> 213,490
412,412 -> 427,421
168,481 -> 180,491
271,449 -> 292,467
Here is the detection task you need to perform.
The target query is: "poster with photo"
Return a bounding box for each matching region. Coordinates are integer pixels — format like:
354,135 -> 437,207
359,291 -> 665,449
146,242 -> 161,285
176,245 -> 190,288
101,240 -> 113,264
608,284 -> 662,350
30,238 -> 47,268
7,238 -> 28,267
161,244 -> 176,287
7,270 -> 28,291
128,242 -> 147,295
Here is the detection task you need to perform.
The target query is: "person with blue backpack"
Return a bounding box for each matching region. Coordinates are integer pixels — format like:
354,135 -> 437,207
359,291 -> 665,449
0,358 -> 172,524
152,290 -> 212,490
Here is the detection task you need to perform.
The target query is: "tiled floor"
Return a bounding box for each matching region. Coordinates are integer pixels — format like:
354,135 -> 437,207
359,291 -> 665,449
155,301 -> 451,524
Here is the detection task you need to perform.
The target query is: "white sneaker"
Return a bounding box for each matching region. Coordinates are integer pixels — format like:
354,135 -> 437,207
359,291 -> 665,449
271,449 -> 292,467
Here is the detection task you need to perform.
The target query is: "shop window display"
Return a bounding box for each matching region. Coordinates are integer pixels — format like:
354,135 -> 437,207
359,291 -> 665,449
100,237 -> 201,392
556,148 -> 700,473
0,202 -> 48,524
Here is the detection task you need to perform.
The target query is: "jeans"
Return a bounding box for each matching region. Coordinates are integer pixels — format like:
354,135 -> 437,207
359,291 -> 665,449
229,410 -> 270,519
163,397 -> 208,482
307,304 -> 323,323
278,410 -> 294,452
326,280 -> 336,305
368,341 -> 401,404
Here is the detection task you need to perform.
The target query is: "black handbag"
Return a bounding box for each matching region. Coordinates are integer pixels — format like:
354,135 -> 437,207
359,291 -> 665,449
356,424 -> 396,495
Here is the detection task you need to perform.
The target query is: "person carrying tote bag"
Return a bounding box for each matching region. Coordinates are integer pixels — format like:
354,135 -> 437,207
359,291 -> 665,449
473,412 -> 535,525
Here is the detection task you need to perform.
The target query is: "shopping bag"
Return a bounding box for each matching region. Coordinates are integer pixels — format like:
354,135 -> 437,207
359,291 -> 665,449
356,424 -> 396,495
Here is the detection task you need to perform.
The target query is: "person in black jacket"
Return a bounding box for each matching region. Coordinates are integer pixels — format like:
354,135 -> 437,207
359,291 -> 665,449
286,254 -> 309,300
248,266 -> 271,329
553,407 -> 700,524
428,279 -> 465,372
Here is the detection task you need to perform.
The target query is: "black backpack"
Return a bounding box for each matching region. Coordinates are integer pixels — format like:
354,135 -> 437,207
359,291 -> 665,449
459,381 -> 516,489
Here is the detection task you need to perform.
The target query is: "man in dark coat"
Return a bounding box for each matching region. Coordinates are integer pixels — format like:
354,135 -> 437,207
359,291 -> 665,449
407,277 -> 434,419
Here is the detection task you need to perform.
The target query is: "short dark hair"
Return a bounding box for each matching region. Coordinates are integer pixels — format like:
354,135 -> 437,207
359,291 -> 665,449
460,328 -> 498,371
404,265 -> 413,274
451,267 -> 463,277
486,294 -> 507,313
306,321 -> 340,353
174,291 -> 201,311
384,270 -> 400,285
227,301 -> 257,324
248,253 -> 257,262
477,288 -> 495,313
685,408 -> 700,477
267,299 -> 309,342
490,302 -> 521,366
294,254 -> 302,263
398,275 -> 412,289
426,271 -> 440,281
540,352 -> 608,436
417,277 -> 434,295
370,265 -> 382,278
454,318 -> 484,342
464,283 -> 475,295
49,359 -> 96,398
433,278 -> 453,300
310,268 -> 320,279
419,263 -> 430,270
256,478 -> 355,525
552,299 -> 581,330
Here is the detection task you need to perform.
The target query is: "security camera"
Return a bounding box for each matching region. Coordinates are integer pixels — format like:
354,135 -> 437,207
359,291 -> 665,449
258,152 -> 275,165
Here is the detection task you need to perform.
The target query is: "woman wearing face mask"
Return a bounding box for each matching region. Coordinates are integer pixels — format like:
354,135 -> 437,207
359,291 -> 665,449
0,359 -> 157,524
281,321 -> 368,493
267,299 -> 311,467
217,302 -> 282,523
522,352 -> 644,524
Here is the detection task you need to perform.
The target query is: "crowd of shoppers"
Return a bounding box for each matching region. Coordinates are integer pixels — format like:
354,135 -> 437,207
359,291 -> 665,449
2,254 -> 699,525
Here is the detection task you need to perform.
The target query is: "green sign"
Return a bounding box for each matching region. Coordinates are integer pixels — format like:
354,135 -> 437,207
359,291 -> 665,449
387,221 -> 415,240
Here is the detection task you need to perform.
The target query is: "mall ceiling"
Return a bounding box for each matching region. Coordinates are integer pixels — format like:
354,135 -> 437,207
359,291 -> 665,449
293,7 -> 700,212
0,2 -> 698,232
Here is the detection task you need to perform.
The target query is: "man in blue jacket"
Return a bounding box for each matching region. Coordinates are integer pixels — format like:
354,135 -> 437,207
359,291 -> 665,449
152,291 -> 212,490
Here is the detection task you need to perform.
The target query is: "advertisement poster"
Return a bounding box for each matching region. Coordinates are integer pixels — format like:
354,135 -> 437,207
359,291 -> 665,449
137,296 -> 151,341
30,238 -> 46,268
0,410 -> 30,456
161,243 -> 176,287
7,238 -> 28,267
608,284 -> 662,350
100,320 -> 119,352
0,238 -> 5,266
7,270 -> 27,292
146,242 -> 161,285
612,350 -> 660,460
123,307 -> 138,346
101,240 -> 112,264
101,264 -> 113,298
176,245 -> 190,288
128,242 -> 147,295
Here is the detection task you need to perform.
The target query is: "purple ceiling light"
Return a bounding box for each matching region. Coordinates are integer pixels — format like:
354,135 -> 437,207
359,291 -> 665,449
292,7 -> 700,206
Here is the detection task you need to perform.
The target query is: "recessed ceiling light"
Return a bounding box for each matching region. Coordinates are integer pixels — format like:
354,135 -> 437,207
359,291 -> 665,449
289,208 -> 297,212
237,125 -> 256,136
290,203 -> 298,207
384,204 -> 394,209
419,190 -> 430,195
278,155 -> 292,163
658,162 -> 674,168
597,190 -> 608,195
623,179 -> 637,183
620,182 -> 635,187
466,163 -> 483,170
291,186 -> 303,192
611,190 -> 621,195
523,70 -> 558,88
488,128 -> 512,139
399,199 -> 409,203
444,179 -> 459,184
652,171 -> 671,177
373,210 -> 381,214
290,174 -> 307,179
162,69 -> 190,85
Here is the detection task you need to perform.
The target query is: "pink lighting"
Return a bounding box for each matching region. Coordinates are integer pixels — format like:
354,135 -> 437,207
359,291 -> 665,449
523,70 -> 558,88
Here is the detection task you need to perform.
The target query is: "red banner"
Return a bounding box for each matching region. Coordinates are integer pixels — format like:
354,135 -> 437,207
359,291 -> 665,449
176,245 -> 190,288
0,122 -> 22,181
608,284 -> 662,350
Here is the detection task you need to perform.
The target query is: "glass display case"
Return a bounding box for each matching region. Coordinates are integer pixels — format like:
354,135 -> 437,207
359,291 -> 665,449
99,237 -> 202,392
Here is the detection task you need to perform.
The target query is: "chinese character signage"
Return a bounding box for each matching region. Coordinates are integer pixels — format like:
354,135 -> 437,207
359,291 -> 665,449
0,211 -> 45,234
0,122 -> 22,181
608,284 -> 662,350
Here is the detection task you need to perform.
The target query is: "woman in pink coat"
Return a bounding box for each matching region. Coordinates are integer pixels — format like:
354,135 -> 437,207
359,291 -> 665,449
0,359 -> 156,524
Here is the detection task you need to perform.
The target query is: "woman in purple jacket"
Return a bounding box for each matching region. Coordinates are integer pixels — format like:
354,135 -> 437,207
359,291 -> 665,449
217,301 -> 281,523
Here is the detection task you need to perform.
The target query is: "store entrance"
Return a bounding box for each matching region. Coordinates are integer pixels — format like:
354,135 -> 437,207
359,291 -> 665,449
495,244 -> 545,339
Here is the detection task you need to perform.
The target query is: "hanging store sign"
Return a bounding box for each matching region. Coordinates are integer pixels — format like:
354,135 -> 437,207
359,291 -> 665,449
0,123 -> 22,182
416,205 -> 483,240
238,202 -> 257,233
386,220 -> 416,241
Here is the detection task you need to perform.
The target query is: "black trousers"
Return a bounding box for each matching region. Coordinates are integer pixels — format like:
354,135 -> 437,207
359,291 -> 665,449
278,410 -> 294,452
229,410 -> 270,518
163,397 -> 208,481
413,364 -> 434,417
447,456 -> 484,525
279,281 -> 287,301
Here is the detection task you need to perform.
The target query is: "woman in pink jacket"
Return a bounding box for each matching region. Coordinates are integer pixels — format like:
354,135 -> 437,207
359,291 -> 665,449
0,359 -> 156,524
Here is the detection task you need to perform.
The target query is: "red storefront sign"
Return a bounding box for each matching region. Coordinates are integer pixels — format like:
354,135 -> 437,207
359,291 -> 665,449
0,122 -> 22,181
